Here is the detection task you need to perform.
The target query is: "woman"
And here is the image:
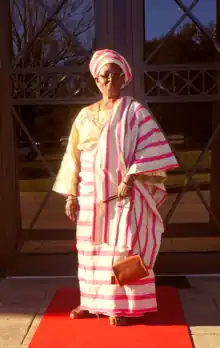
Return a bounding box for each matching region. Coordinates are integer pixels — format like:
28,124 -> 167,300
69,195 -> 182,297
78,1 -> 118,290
53,49 -> 178,326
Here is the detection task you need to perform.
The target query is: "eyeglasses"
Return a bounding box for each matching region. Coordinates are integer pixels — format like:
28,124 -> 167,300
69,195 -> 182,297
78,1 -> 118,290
98,71 -> 124,80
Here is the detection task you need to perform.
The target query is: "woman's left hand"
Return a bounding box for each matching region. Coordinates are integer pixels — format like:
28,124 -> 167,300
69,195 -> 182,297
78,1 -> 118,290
117,180 -> 133,200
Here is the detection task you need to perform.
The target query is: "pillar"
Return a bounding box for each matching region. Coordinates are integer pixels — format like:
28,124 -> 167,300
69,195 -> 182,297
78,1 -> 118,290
210,0 -> 220,230
94,0 -> 145,103
0,1 -> 21,276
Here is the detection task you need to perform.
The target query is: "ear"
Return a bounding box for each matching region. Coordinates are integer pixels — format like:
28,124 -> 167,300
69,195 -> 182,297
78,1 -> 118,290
95,77 -> 102,92
95,77 -> 100,87
119,76 -> 126,90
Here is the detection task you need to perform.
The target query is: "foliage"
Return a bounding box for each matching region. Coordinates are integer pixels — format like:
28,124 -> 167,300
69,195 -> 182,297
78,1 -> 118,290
11,3 -> 217,146
11,0 -> 94,67
144,22 -> 217,148
11,0 -> 95,140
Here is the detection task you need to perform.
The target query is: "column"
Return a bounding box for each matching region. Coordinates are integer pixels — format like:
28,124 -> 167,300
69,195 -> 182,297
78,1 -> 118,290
210,0 -> 220,230
0,1 -> 21,276
94,0 -> 145,103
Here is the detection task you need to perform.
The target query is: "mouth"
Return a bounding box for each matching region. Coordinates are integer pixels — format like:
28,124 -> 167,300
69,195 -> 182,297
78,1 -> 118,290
106,82 -> 117,91
106,88 -> 118,96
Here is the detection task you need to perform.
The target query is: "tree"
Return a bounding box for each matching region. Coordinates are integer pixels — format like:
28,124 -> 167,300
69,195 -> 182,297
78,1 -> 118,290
144,22 -> 216,148
10,0 -> 95,140
11,0 -> 95,101
145,22 -> 216,65
11,0 -> 94,67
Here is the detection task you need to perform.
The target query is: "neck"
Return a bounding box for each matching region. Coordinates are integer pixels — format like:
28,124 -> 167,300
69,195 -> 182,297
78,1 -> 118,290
101,95 -> 120,106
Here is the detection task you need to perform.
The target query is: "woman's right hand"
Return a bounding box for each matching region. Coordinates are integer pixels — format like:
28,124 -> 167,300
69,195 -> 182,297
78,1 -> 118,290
65,198 -> 79,221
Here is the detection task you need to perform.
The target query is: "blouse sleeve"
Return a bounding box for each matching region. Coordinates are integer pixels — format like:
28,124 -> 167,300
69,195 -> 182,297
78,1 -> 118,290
52,112 -> 81,196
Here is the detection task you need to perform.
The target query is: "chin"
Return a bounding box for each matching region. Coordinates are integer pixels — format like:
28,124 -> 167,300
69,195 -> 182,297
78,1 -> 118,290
106,91 -> 120,98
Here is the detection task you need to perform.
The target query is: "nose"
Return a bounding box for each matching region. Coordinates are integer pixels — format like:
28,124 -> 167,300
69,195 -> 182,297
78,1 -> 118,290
108,74 -> 114,81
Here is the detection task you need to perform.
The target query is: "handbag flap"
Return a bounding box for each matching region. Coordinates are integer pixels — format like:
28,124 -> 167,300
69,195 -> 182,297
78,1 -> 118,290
112,254 -> 149,286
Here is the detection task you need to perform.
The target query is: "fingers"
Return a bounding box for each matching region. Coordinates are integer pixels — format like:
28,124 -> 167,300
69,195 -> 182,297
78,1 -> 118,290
117,186 -> 125,200
65,202 -> 76,221
118,183 -> 132,200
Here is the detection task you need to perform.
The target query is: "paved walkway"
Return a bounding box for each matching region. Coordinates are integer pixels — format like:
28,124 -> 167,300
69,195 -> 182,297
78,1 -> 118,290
0,276 -> 220,348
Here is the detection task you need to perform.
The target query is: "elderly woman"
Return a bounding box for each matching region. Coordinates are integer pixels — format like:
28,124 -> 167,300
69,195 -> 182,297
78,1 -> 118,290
53,49 -> 178,326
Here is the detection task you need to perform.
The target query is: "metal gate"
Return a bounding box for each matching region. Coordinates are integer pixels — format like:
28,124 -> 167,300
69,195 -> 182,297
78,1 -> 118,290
8,0 -> 220,276
143,0 -> 220,253
10,0 -> 97,263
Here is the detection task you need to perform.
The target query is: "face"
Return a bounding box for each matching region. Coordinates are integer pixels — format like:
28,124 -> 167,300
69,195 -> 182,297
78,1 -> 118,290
95,63 -> 125,98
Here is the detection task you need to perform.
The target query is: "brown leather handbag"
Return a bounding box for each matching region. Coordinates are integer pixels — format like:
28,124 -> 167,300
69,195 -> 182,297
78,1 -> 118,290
102,194 -> 149,286
112,254 -> 149,286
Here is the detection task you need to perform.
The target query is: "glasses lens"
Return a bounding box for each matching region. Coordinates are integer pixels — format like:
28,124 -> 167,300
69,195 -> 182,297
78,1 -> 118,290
99,72 -> 123,80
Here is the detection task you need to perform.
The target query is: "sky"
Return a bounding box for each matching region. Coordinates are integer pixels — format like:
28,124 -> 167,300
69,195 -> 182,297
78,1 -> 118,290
145,0 -> 216,39
12,0 -> 216,51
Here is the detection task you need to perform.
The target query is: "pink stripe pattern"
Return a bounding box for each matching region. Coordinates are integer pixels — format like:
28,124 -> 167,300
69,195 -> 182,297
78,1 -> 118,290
136,140 -> 168,153
80,306 -> 157,317
137,128 -> 161,145
129,105 -> 144,130
75,96 -> 178,318
138,115 -> 152,127
78,277 -> 155,286
89,49 -> 132,87
135,152 -> 175,164
81,292 -> 156,301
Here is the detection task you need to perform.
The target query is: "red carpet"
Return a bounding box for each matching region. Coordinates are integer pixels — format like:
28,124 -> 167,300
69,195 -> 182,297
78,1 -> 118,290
29,287 -> 193,348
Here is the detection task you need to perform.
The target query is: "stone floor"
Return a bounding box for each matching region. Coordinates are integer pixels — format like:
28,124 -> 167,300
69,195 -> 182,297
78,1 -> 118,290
0,276 -> 220,348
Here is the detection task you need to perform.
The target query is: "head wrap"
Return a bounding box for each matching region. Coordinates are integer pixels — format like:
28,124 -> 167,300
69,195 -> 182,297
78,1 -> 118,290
89,49 -> 132,87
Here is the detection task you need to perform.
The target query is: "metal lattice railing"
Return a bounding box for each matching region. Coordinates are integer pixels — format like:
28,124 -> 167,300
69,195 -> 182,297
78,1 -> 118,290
11,0 -> 96,106
11,66 -> 98,105
11,0 -> 96,234
163,125 -> 220,229
144,63 -> 220,103
12,63 -> 220,105
143,0 -> 220,230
